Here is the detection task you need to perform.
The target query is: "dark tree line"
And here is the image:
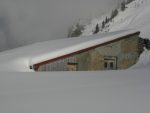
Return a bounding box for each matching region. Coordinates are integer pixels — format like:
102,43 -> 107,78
121,1 -> 126,11
93,0 -> 136,34
111,9 -> 118,20
69,0 -> 135,36
121,0 -> 135,11
126,0 -> 135,4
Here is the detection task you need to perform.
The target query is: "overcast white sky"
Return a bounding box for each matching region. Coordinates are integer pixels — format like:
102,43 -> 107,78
0,0 -> 122,51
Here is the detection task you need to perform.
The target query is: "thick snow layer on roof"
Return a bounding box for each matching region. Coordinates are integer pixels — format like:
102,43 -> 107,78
1,70 -> 150,113
0,30 -> 138,72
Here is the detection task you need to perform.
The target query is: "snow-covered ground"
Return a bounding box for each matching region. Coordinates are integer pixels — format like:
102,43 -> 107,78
0,70 -> 150,113
131,48 -> 150,69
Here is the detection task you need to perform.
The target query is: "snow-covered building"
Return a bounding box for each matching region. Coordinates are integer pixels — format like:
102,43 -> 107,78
32,30 -> 140,71
0,30 -> 140,72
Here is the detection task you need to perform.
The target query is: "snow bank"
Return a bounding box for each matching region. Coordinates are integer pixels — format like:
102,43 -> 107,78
131,48 -> 150,69
0,70 -> 150,113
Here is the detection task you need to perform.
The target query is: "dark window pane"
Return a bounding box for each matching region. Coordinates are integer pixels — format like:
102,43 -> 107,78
110,62 -> 114,69
104,62 -> 107,68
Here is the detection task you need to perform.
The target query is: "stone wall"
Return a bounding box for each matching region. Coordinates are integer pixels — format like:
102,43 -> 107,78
118,35 -> 139,69
77,34 -> 139,70
77,50 -> 104,70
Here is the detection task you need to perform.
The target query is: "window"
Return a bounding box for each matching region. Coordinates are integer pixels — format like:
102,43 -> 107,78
67,63 -> 78,71
110,62 -> 114,69
104,62 -> 107,68
104,61 -> 115,70
104,56 -> 117,70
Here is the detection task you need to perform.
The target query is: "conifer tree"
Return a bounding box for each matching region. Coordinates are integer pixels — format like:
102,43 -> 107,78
102,21 -> 105,29
126,0 -> 134,4
121,1 -> 126,11
110,9 -> 118,20
93,24 -> 99,34
105,17 -> 108,24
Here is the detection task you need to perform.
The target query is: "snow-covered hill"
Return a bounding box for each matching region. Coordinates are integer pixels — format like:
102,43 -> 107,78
82,0 -> 150,39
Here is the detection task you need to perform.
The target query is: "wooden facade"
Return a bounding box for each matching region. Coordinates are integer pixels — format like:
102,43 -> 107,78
32,31 -> 140,71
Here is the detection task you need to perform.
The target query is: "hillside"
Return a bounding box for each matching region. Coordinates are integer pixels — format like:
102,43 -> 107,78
82,0 -> 150,39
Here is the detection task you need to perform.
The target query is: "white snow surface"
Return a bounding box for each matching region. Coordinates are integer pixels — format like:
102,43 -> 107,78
0,30 -> 138,72
83,0 -> 150,39
131,48 -> 150,69
0,70 -> 150,113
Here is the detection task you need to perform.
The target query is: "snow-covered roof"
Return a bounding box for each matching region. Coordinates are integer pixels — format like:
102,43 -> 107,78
0,30 -> 139,72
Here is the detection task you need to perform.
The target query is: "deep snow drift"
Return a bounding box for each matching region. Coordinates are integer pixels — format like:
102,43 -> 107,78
0,70 -> 150,113
131,48 -> 150,69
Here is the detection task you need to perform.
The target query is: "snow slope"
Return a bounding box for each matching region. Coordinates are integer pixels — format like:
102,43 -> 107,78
0,30 -> 138,72
83,0 -> 150,39
1,70 -> 150,113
